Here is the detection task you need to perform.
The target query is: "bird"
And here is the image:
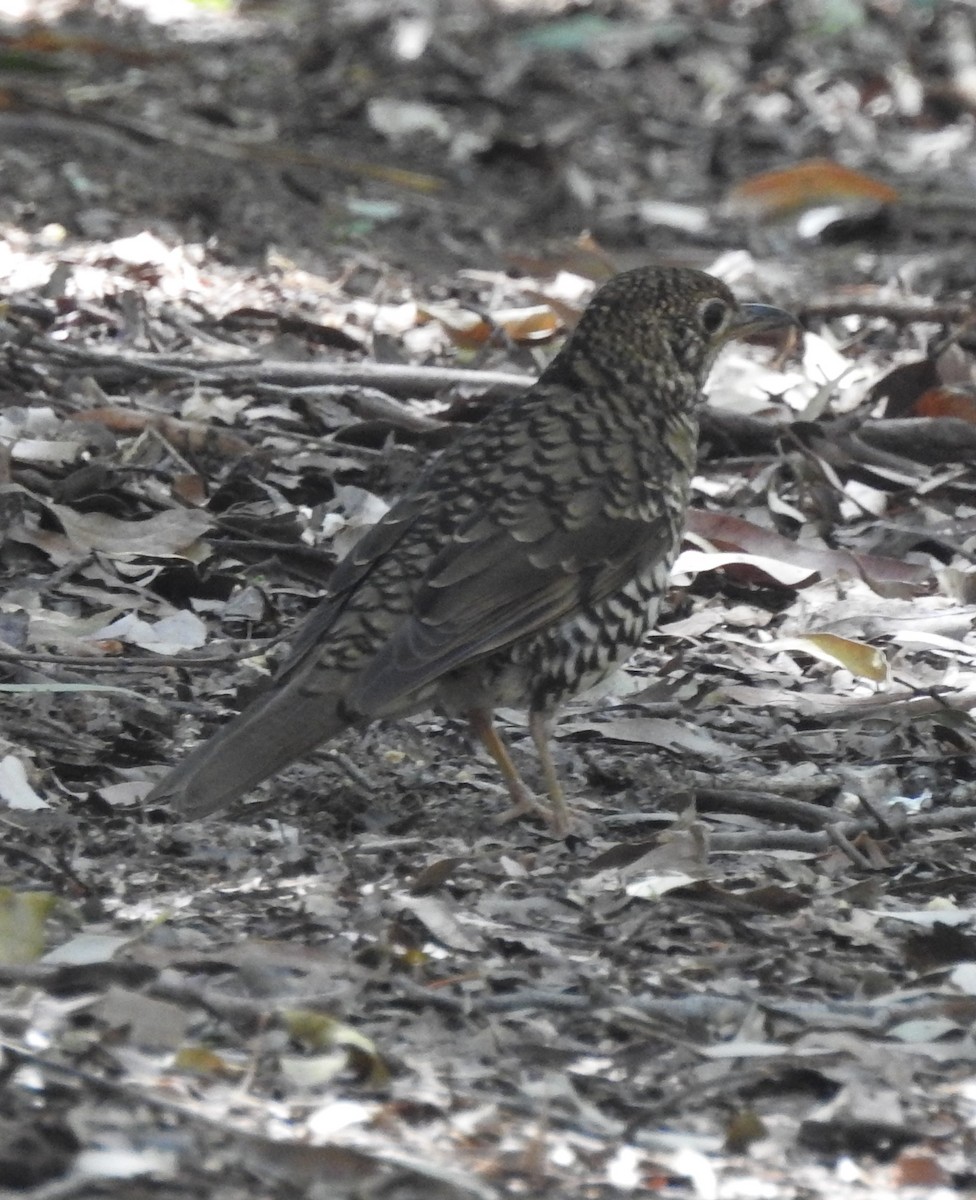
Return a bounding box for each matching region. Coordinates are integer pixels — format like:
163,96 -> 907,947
146,266 -> 798,836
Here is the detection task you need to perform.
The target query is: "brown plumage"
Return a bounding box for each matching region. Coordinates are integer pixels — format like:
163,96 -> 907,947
146,266 -> 797,835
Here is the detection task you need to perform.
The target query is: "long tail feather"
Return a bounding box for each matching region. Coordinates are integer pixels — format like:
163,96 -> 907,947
145,674 -> 351,818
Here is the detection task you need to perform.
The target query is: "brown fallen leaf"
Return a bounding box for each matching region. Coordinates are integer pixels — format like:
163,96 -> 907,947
914,386 -> 976,423
685,509 -> 932,598
73,407 -> 253,459
725,158 -> 899,221
419,302 -> 561,349
891,1152 -> 951,1188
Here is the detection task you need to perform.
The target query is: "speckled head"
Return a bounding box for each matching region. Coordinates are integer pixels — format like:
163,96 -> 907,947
544,265 -> 799,397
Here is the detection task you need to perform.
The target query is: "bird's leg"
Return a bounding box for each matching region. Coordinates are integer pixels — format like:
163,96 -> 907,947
467,707 -> 549,828
466,708 -> 572,837
528,710 -> 572,838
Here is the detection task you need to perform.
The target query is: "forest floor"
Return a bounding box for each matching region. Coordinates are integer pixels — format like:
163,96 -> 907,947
2,1 -> 976,1197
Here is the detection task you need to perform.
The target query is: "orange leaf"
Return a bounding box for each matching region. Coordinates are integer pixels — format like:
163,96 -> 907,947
726,159 -> 899,220
892,1153 -> 950,1188
420,303 -> 560,349
500,306 -> 562,341
915,386 -> 976,423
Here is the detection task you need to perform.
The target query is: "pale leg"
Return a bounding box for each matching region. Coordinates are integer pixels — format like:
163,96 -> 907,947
529,710 -> 571,838
467,708 -> 571,837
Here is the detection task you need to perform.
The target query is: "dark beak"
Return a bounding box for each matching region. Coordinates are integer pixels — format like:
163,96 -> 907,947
725,302 -> 802,345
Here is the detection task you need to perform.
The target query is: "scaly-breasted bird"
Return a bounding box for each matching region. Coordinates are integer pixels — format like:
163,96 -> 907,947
146,266 -> 797,835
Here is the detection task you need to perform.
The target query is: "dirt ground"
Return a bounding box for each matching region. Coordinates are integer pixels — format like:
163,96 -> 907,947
3,1 -> 976,1197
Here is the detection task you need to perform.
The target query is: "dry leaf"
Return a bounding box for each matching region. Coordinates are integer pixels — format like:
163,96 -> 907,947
788,633 -> 889,683
914,386 -> 976,422
686,509 -> 932,597
420,302 -> 560,349
725,158 -> 899,221
48,503 -> 213,559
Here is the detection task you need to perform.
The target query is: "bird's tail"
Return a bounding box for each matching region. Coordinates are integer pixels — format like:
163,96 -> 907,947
144,670 -> 352,819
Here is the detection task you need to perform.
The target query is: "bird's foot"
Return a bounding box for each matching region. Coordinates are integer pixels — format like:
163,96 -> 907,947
494,785 -> 573,839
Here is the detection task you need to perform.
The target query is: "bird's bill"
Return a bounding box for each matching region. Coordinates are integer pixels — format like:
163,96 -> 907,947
725,302 -> 801,344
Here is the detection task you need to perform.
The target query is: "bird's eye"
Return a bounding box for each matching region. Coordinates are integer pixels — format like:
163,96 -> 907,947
698,298 -> 729,335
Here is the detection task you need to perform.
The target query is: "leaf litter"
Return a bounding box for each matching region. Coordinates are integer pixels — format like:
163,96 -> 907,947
3,1 -> 976,1198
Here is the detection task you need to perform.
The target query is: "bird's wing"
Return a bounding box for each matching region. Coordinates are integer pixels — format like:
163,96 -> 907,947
273,381 -> 578,681
271,486 -> 443,682
347,507 -> 674,716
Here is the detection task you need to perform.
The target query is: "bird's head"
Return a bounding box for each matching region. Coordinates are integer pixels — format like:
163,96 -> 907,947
543,265 -> 800,402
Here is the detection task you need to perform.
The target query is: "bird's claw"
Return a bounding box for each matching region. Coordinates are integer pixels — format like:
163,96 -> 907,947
494,789 -> 572,839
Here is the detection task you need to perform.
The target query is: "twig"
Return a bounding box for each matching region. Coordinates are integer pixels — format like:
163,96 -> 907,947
855,793 -> 902,839
259,383 -> 446,433
692,785 -> 838,831
854,417 -> 976,464
33,338 -> 533,397
824,822 -> 876,868
0,640 -> 275,670
800,299 -> 975,325
706,829 -> 835,853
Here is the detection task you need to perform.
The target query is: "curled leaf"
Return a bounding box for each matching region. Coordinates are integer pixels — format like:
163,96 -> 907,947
725,159 -> 898,222
786,633 -> 888,683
